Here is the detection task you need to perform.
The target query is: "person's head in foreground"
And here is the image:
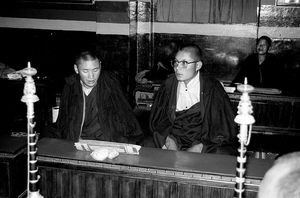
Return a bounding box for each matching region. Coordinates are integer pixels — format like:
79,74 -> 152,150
74,51 -> 101,90
172,44 -> 203,85
258,151 -> 300,198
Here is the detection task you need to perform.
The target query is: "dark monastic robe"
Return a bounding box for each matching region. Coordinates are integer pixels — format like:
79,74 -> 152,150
80,86 -> 101,139
55,71 -> 143,144
232,53 -> 283,89
149,73 -> 238,154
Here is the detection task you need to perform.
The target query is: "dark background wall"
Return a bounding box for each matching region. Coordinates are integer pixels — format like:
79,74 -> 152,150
0,0 -> 299,134
0,0 -> 299,92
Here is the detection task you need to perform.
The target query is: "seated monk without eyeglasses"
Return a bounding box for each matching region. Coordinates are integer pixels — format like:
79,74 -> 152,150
52,50 -> 143,144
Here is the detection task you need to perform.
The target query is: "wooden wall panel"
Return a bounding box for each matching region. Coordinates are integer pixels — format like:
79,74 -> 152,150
291,102 -> 300,129
38,166 -> 259,198
0,137 -> 27,198
0,161 -> 9,197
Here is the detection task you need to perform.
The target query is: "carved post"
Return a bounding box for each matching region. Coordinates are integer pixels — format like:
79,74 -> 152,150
234,78 -> 255,198
20,62 -> 43,198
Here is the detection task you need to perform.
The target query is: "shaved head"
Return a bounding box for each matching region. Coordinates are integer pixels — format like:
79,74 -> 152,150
258,152 -> 300,198
178,44 -> 203,61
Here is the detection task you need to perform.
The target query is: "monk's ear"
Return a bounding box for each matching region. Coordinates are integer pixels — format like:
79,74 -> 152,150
196,61 -> 202,71
74,64 -> 79,74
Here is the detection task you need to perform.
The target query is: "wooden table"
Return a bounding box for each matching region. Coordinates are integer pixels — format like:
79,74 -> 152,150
37,138 -> 274,198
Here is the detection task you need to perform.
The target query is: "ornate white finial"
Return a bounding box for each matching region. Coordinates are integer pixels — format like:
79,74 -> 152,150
20,62 -> 39,104
244,77 -> 248,85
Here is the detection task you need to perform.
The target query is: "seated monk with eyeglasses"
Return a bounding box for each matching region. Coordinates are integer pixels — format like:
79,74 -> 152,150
148,44 -> 238,155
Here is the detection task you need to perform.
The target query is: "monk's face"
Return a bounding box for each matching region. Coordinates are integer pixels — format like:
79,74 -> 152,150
173,50 -> 202,84
74,59 -> 101,89
257,39 -> 270,55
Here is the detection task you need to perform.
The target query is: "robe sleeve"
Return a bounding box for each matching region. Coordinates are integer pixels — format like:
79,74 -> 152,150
148,81 -> 174,147
201,81 -> 238,154
55,80 -> 76,139
97,72 -> 144,144
54,76 -> 83,141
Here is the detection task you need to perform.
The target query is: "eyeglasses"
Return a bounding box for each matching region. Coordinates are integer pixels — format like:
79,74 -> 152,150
171,59 -> 200,69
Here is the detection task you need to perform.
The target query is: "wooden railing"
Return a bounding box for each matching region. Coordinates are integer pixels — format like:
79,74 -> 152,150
228,93 -> 300,136
134,84 -> 300,137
